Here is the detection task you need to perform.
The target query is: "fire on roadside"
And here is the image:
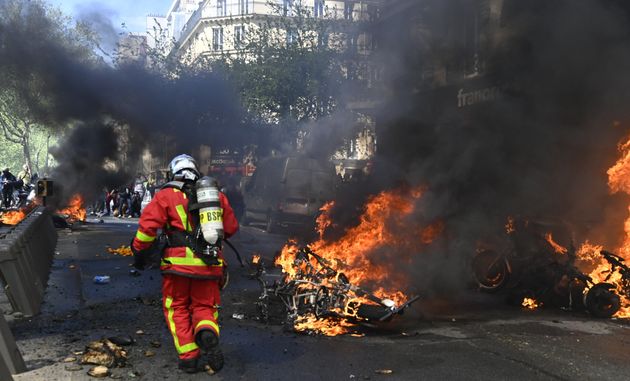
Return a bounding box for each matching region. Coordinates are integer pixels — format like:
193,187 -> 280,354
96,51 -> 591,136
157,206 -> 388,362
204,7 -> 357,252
574,132 -> 630,318
276,186 -> 430,335
521,297 -> 541,310
0,209 -> 27,225
545,233 -> 568,255
56,194 -> 87,223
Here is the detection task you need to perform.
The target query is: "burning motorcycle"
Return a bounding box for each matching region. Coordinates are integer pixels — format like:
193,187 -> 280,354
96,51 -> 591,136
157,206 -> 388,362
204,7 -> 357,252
596,250 -> 630,305
253,247 -> 419,333
472,218 -> 620,317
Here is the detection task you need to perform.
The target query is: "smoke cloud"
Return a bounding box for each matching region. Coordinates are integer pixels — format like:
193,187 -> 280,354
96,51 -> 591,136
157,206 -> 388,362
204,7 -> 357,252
321,0 -> 630,295
0,0 -> 252,205
308,0 -> 630,294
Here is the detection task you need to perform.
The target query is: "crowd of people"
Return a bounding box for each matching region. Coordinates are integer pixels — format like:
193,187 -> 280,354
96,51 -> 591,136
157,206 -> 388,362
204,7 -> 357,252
92,178 -> 152,218
0,164 -> 37,209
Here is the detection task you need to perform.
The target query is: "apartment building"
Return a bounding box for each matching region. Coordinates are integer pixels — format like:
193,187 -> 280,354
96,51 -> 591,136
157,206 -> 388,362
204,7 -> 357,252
156,0 -> 380,63
146,0 -> 204,52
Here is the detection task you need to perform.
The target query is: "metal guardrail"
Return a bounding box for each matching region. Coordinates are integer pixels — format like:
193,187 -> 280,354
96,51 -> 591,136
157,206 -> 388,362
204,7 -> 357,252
0,206 -> 58,377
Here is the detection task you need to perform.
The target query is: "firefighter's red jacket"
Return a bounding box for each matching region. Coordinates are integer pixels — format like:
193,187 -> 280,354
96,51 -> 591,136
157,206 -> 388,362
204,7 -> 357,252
132,187 -> 239,279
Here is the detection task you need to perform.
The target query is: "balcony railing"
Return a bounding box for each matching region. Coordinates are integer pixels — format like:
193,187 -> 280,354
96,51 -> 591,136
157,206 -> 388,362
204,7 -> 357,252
178,1 -> 378,45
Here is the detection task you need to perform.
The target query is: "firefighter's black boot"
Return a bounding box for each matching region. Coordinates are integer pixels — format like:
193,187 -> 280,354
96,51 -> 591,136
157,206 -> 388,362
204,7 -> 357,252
196,330 -> 224,372
178,357 -> 199,374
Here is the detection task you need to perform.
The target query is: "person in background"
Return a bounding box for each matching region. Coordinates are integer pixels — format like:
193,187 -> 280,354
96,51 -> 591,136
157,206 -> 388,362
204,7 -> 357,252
1,168 -> 16,208
16,164 -> 31,190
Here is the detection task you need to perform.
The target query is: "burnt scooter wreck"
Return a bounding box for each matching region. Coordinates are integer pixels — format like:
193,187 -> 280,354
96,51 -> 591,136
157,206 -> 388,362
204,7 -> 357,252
253,247 -> 419,330
472,218 -> 621,317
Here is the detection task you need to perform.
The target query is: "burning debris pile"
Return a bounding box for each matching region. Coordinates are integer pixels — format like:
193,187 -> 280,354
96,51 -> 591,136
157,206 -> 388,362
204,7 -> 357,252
254,247 -> 419,335
472,217 -> 621,317
55,194 -> 87,223
255,188 -> 430,335
474,133 -> 630,319
0,209 -> 27,225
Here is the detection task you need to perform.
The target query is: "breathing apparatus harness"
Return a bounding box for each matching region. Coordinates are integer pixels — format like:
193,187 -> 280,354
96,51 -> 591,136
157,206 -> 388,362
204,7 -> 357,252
161,178 -> 223,266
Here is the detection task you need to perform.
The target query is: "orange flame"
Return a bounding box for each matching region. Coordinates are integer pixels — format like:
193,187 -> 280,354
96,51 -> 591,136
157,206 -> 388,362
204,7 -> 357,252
251,254 -> 261,265
276,187 -> 430,335
0,210 -> 27,225
545,233 -> 568,254
573,133 -> 630,319
505,216 -> 515,234
521,297 -> 541,310
56,194 -> 86,223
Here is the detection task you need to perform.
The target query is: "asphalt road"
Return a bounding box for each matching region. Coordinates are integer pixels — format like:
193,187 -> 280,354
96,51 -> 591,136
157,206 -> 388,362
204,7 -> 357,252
7,218 -> 630,380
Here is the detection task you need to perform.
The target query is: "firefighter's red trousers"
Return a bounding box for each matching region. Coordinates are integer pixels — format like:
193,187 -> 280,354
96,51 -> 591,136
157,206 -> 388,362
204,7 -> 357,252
162,274 -> 221,360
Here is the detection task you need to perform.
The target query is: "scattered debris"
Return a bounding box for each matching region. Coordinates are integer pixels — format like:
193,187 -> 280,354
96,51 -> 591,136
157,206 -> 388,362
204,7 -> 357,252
87,365 -> 109,378
108,245 -> 133,257
80,339 -> 127,368
63,357 -> 76,363
93,275 -> 110,284
135,330 -> 144,335
64,364 -> 82,372
129,269 -> 141,277
374,369 -> 393,375
108,336 -> 134,346
69,265 -> 76,269
231,313 -> 245,320
150,341 -> 161,348
144,350 -> 155,357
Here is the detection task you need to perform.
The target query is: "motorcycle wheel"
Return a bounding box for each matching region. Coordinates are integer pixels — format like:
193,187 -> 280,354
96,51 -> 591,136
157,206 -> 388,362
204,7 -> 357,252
314,287 -> 330,318
472,249 -> 510,292
584,283 -> 621,318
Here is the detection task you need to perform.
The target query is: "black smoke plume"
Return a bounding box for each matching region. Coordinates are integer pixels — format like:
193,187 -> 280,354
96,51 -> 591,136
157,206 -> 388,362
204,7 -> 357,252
0,0 -> 252,206
322,0 -> 630,295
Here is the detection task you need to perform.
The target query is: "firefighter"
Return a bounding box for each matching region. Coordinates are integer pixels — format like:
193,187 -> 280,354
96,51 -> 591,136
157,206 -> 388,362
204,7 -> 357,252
131,154 -> 238,374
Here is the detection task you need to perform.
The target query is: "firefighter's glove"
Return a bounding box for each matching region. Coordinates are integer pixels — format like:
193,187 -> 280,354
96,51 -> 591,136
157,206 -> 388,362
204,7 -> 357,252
130,241 -> 146,271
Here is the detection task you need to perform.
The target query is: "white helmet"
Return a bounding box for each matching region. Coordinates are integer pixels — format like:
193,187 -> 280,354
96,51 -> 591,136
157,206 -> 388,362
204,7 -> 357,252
168,154 -> 200,182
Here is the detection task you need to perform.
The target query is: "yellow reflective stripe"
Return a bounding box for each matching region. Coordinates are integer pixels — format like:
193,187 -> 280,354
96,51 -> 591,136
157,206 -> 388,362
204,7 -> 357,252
175,204 -> 192,232
135,230 -> 155,243
161,256 -> 224,267
214,311 -> 219,320
195,320 -> 220,335
165,297 -> 199,354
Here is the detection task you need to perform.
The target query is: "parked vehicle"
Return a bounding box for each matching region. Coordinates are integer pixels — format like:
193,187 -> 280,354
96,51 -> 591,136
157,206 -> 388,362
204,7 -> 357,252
242,156 -> 336,233
472,217 -> 620,317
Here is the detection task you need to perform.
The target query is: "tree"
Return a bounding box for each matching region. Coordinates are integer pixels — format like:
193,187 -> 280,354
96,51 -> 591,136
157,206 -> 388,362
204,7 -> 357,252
0,0 -> 98,173
167,0 -> 374,149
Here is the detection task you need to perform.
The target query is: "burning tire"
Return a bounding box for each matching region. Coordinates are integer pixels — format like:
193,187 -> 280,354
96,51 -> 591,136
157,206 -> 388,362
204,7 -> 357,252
265,212 -> 277,233
584,283 -> 621,318
472,250 -> 510,292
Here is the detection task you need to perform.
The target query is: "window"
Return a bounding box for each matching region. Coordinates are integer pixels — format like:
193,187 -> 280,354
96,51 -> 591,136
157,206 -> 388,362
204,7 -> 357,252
239,0 -> 248,15
317,31 -> 328,47
286,28 -> 297,45
217,0 -> 226,17
314,0 -> 324,18
234,25 -> 246,48
283,0 -> 293,16
344,1 -> 354,20
212,27 -> 224,51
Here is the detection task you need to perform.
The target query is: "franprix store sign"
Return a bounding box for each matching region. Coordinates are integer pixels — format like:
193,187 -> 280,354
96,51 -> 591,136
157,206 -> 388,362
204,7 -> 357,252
457,85 -> 504,108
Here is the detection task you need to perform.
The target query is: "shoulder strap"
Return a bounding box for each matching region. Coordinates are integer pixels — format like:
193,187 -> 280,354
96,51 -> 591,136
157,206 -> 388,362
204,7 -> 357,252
161,181 -> 185,190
